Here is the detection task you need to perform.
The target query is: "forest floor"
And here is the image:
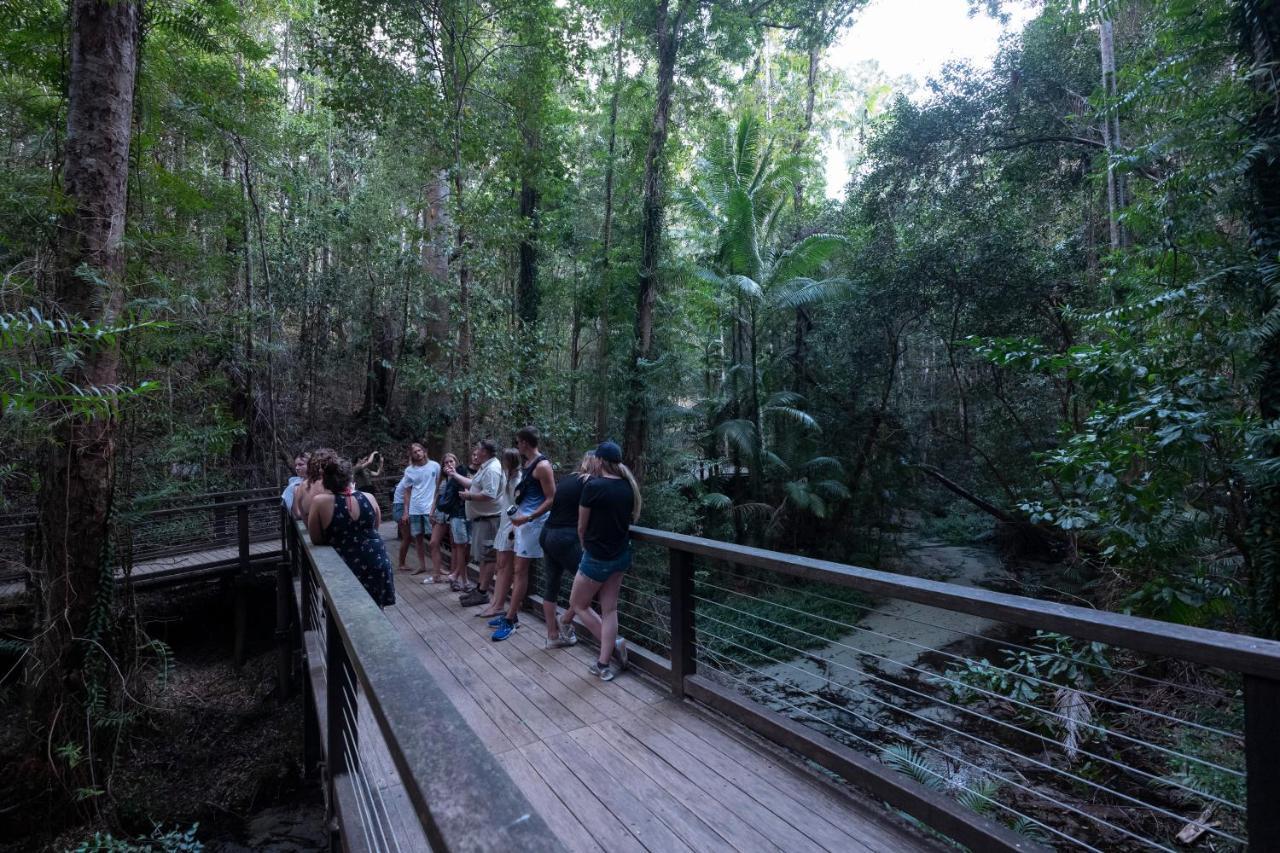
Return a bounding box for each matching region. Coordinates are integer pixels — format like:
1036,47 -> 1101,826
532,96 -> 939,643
0,581 -> 326,853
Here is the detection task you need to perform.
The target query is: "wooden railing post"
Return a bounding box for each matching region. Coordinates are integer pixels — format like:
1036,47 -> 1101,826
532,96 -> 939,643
668,548 -> 695,698
237,504 -> 250,569
233,503 -> 251,666
1245,675 -> 1280,845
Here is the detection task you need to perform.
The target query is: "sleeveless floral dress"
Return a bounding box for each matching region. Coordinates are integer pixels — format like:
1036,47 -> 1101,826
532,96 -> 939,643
327,491 -> 395,607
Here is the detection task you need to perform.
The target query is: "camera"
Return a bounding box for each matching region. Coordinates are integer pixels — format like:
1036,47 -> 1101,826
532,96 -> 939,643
506,506 -> 519,517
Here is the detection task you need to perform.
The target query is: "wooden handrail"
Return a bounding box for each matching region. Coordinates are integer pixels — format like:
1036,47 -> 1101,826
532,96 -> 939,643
631,526 -> 1280,680
290,519 -> 562,852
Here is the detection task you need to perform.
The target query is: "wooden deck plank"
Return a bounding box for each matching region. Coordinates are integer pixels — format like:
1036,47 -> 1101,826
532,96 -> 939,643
382,605 -> 518,754
634,702 -> 876,853
616,713 -> 829,853
646,694 -> 923,851
398,578 -> 588,739
592,717 -> 784,852
518,739 -> 648,853
411,581 -> 597,735
545,731 -> 694,853
564,726 -> 734,853
389,581 -> 544,748
495,750 -> 604,853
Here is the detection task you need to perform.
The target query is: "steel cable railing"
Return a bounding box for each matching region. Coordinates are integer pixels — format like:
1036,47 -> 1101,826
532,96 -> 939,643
692,611 -> 1246,849
692,647 -> 1099,852
692,594 -> 1244,813
721,566 -> 1238,705
694,580 -> 1244,774
693,640 -> 1193,852
627,526 -> 1275,853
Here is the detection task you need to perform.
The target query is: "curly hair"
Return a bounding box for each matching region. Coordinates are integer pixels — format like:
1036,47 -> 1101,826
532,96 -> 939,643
320,454 -> 353,494
307,447 -> 339,483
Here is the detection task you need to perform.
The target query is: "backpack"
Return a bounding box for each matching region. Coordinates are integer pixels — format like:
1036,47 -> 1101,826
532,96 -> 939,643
512,454 -> 547,506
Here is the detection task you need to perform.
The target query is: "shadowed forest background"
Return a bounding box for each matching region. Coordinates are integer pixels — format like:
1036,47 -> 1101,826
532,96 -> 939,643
1,0 -> 1279,846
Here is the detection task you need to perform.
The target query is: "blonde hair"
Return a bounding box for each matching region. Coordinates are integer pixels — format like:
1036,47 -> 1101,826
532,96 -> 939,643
599,459 -> 642,523
576,452 -> 595,480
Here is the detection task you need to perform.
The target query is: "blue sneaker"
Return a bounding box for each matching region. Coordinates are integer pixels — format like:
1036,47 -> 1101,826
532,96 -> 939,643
492,619 -> 518,642
487,614 -> 507,628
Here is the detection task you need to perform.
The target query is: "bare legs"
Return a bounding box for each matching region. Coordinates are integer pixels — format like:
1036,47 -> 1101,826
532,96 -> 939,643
567,570 -> 624,666
396,518 -> 411,570
543,597 -> 560,640
413,529 -> 428,574
428,520 -> 448,578
506,556 -> 532,622
480,549 -> 513,617
451,540 -> 470,586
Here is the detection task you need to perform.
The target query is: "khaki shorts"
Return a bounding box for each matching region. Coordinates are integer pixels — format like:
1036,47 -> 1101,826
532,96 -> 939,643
470,515 -> 499,563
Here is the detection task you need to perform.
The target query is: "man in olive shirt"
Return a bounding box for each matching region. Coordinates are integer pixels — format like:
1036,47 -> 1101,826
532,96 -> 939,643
457,439 -> 501,604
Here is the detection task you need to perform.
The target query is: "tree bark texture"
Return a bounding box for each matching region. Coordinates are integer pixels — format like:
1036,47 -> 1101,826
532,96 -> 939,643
595,20 -> 624,442
31,0 -> 140,713
623,0 -> 684,476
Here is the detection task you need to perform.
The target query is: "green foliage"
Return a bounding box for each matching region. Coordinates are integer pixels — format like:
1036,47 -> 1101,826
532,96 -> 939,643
943,631 -> 1112,706
73,824 -> 202,853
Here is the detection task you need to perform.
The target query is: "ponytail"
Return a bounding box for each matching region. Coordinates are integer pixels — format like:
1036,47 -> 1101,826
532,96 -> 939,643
601,459 -> 643,523
620,464 -> 642,523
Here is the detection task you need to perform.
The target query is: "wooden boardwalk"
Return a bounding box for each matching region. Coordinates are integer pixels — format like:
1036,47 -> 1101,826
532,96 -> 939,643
373,547 -> 940,852
0,538 -> 281,603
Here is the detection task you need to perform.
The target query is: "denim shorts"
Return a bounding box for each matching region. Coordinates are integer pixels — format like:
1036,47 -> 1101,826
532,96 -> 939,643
408,514 -> 431,536
449,516 -> 471,545
392,502 -> 405,523
578,545 -> 632,582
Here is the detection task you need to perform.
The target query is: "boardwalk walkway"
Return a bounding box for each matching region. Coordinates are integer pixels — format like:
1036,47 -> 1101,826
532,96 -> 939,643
373,527 -> 940,853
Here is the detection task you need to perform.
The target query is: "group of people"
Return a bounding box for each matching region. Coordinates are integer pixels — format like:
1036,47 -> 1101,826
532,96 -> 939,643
281,427 -> 642,681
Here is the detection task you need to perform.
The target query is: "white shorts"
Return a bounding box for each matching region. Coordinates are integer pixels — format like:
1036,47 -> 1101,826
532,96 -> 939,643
514,514 -> 547,559
495,516 -> 516,553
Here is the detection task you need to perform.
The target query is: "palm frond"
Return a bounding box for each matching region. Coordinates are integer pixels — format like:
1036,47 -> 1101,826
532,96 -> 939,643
714,418 -> 759,457
880,745 -> 946,790
770,234 -> 848,285
772,276 -> 852,310
700,492 -> 732,511
764,405 -> 819,432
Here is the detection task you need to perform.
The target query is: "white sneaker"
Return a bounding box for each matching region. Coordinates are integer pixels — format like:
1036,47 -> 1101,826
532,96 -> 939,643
588,661 -> 616,682
545,625 -> 578,649
612,637 -> 628,670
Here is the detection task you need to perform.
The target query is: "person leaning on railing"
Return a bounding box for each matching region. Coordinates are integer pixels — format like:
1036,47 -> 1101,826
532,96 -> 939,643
307,454 -> 396,608
281,451 -> 308,514
561,441 -> 641,682
540,452 -> 594,650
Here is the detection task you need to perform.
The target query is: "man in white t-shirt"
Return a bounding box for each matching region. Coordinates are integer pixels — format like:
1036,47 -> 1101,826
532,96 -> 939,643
281,451 -> 308,514
402,443 -> 441,575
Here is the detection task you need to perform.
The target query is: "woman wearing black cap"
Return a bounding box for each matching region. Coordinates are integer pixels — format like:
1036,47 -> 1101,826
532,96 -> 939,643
562,441 -> 642,681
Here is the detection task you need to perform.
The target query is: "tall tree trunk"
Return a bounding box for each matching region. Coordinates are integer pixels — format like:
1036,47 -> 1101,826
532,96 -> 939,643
31,0 -> 140,721
421,173 -> 453,446
847,322 -> 902,498
623,0 -> 685,476
1238,0 -> 1280,636
790,40 -> 821,396
595,20 -> 624,442
517,127 -> 540,326
1099,15 -> 1126,251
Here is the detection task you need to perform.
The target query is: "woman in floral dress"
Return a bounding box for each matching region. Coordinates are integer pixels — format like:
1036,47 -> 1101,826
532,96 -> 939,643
307,454 -> 396,607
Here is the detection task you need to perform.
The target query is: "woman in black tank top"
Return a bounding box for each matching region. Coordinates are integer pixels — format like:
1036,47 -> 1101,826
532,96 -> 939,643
555,442 -> 643,681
